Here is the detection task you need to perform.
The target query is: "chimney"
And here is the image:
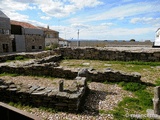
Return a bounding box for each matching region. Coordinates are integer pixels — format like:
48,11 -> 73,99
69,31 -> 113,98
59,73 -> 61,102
47,25 -> 49,29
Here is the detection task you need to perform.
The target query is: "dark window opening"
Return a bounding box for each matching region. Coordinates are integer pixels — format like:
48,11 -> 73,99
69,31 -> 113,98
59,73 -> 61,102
32,46 -> 35,49
2,44 -> 9,52
39,46 -> 42,49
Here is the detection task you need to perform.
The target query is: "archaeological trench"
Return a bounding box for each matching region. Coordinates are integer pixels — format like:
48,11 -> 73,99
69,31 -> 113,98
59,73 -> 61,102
0,47 -> 160,117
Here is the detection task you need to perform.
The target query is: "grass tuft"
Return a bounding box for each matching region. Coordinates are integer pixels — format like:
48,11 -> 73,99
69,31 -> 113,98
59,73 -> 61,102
118,82 -> 146,92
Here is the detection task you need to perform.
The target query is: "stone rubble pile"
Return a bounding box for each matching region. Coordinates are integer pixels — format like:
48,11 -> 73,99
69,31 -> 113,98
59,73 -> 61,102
0,77 -> 89,112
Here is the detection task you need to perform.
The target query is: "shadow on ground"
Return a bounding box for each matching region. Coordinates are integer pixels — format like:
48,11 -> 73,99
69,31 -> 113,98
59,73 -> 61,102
81,89 -> 117,116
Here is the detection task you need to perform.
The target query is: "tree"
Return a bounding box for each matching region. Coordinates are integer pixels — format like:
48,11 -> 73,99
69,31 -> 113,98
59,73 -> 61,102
130,39 -> 136,42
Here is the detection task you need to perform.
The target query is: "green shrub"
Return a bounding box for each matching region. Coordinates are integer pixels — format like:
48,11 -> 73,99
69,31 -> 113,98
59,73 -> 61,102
135,90 -> 153,108
155,78 -> 160,86
119,82 -> 146,92
15,56 -> 25,60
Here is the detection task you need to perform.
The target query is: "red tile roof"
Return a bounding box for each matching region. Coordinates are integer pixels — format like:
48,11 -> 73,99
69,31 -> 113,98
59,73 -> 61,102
10,20 -> 38,29
38,26 -> 59,33
59,37 -> 68,41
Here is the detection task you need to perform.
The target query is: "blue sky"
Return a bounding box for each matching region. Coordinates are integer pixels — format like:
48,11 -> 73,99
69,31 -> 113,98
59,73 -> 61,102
0,0 -> 160,41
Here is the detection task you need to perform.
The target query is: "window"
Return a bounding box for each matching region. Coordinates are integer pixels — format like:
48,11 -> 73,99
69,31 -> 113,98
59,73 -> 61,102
0,29 -> 10,35
39,46 -> 42,49
32,46 -> 35,49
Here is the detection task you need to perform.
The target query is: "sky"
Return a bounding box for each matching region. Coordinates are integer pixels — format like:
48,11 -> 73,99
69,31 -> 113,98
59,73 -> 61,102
0,0 -> 160,41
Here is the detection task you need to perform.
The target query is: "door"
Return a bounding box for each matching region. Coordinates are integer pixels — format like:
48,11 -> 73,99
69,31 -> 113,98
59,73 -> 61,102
2,44 -> 9,52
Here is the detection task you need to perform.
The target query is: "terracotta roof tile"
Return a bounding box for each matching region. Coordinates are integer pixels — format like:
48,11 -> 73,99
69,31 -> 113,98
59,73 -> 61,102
38,27 -> 59,33
10,20 -> 38,29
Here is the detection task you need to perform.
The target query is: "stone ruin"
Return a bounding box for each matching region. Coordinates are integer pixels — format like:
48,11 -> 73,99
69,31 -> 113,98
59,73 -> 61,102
0,77 -> 88,112
0,51 -> 142,113
153,86 -> 160,115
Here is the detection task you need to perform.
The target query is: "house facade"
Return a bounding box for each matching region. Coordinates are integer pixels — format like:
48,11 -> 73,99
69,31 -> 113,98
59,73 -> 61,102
154,28 -> 160,47
0,11 -> 12,53
59,37 -> 70,47
39,26 -> 59,46
11,20 -> 45,52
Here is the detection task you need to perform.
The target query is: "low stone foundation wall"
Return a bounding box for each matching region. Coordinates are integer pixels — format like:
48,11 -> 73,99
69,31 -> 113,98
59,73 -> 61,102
0,64 -> 141,83
0,77 -> 88,112
0,51 -> 57,63
78,68 -> 141,83
55,48 -> 160,62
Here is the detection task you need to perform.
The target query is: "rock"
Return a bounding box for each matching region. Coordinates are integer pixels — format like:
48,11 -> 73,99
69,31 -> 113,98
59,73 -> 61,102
0,85 -> 8,89
82,63 -> 90,66
78,68 -> 89,77
104,64 -> 112,67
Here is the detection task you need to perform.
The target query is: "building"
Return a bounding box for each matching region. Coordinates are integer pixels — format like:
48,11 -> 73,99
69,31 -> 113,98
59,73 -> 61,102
59,37 -> 70,47
0,11 -> 12,53
39,26 -> 59,46
154,28 -> 160,47
11,20 -> 45,52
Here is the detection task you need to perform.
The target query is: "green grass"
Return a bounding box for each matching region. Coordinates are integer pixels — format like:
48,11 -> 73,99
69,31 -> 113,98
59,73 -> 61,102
6,55 -> 29,62
8,102 -> 57,113
60,59 -> 160,73
118,82 -> 146,92
110,81 -> 153,119
0,72 -> 19,77
155,78 -> 160,86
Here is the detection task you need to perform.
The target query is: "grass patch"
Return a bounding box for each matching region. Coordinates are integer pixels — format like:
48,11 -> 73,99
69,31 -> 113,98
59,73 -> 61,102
118,82 -> 146,92
8,102 -> 57,113
99,109 -> 108,114
6,55 -> 29,62
110,81 -> 153,119
155,78 -> 160,86
0,72 -> 19,77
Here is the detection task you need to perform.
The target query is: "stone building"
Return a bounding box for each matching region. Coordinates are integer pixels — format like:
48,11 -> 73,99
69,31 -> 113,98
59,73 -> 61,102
11,20 -> 45,52
59,37 -> 70,47
0,10 -> 12,53
154,28 -> 160,47
39,26 -> 59,46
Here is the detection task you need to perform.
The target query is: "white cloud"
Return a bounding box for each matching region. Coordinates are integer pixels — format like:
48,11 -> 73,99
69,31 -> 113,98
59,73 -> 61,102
130,17 -> 160,26
100,23 -> 114,26
69,0 -> 103,9
40,16 -> 51,20
71,23 -> 89,29
0,0 -> 35,11
32,0 -> 103,17
3,11 -> 29,21
78,1 -> 160,22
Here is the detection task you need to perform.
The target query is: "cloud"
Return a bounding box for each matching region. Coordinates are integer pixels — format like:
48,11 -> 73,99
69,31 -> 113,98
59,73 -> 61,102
69,0 -> 103,9
79,1 -> 160,22
40,16 -> 51,20
100,23 -> 114,26
3,11 -> 29,21
71,23 -> 89,29
33,0 -> 103,17
0,0 -> 35,11
130,17 -> 160,26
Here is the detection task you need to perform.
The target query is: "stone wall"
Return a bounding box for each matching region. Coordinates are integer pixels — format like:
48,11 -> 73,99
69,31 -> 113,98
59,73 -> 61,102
0,35 -> 12,53
25,35 -> 45,52
70,41 -> 153,47
78,68 -> 141,83
55,48 -> 160,62
0,51 -> 57,63
0,65 -> 77,79
0,64 -> 141,83
0,77 -> 88,112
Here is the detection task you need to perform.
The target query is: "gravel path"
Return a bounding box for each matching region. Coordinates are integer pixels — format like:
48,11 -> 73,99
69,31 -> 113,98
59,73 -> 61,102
0,76 -> 133,120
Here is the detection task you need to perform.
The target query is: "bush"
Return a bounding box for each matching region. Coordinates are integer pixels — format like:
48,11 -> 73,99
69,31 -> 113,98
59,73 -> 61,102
14,56 -> 25,60
119,82 -> 146,92
135,90 -> 153,108
155,78 -> 160,86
